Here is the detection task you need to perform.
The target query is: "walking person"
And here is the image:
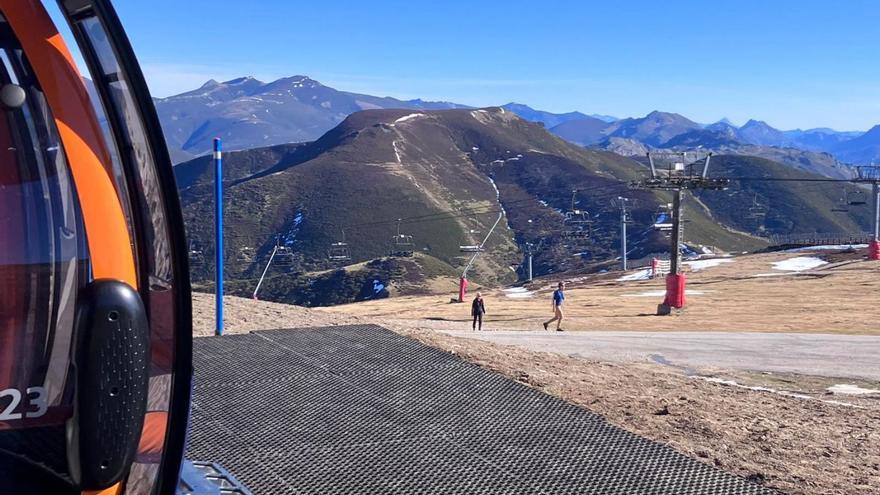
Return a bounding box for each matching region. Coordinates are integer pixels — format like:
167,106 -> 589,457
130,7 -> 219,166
471,292 -> 486,331
543,282 -> 565,332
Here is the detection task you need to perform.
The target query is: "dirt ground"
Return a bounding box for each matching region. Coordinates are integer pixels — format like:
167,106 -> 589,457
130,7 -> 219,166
397,327 -> 880,495
191,250 -> 880,495
324,250 -> 880,334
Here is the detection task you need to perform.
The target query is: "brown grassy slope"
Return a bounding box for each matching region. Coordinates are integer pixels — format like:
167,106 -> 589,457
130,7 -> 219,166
325,250 -> 880,334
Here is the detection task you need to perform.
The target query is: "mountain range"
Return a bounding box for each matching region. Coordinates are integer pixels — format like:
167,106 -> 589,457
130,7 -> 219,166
155,75 -> 468,162
176,107 -> 873,306
155,75 -> 880,169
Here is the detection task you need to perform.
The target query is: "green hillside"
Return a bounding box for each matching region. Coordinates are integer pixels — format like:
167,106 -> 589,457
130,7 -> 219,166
694,155 -> 873,235
177,108 -> 868,306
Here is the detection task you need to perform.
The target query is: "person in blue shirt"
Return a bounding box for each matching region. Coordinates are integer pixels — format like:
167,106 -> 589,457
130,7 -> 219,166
543,281 -> 565,332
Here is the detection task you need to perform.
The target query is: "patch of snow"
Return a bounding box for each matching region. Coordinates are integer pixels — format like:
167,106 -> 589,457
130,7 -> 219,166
487,177 -> 501,201
771,256 -> 827,272
695,377 -> 864,408
683,258 -> 734,272
616,269 -> 652,281
392,141 -> 402,164
394,113 -> 425,124
470,109 -> 492,124
827,384 -> 880,395
355,100 -> 383,110
504,287 -> 534,298
785,244 -> 867,252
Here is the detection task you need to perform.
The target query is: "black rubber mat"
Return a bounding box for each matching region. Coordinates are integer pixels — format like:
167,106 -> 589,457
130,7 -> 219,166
189,325 -> 780,494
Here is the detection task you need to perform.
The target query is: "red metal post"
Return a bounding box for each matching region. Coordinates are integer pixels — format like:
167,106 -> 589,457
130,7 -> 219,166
663,273 -> 687,308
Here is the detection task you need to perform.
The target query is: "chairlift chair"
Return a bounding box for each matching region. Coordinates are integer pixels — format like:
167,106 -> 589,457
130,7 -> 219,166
274,246 -> 295,266
328,229 -> 352,262
746,195 -> 767,220
236,246 -> 255,262
390,219 -> 415,257
459,245 -> 485,253
564,209 -> 591,226
652,210 -> 673,231
831,192 -> 851,213
563,210 -> 592,239
746,207 -> 767,219
848,189 -> 868,206
562,226 -> 591,238
328,242 -> 352,262
563,189 -> 593,238
390,234 -> 415,257
188,240 -> 205,266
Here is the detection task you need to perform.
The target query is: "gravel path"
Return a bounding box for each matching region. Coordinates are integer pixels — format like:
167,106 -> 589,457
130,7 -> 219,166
440,330 -> 880,380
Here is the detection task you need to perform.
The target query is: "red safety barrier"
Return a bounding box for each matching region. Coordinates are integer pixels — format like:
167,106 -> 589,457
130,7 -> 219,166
458,277 -> 468,302
869,240 -> 880,260
663,273 -> 687,308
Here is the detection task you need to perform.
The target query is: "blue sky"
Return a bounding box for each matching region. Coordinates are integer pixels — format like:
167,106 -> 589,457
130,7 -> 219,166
109,0 -> 880,131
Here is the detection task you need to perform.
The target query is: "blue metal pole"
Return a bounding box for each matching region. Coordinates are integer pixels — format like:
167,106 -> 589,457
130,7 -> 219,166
214,138 -> 224,336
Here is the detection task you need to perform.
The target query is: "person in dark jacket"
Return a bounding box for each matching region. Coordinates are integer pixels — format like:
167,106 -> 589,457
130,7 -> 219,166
471,292 -> 486,331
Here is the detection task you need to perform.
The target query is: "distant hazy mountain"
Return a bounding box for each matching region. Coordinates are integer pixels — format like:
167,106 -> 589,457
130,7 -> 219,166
546,111 -> 705,148
706,119 -> 739,133
831,124 -> 880,164
500,103 -> 591,128
737,119 -> 791,147
662,128 -> 741,149
548,116 -> 611,145
154,74 -> 877,166
602,111 -> 702,147
589,113 -> 619,123
782,128 -> 862,152
590,119 -> 854,179
156,75 -> 468,161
